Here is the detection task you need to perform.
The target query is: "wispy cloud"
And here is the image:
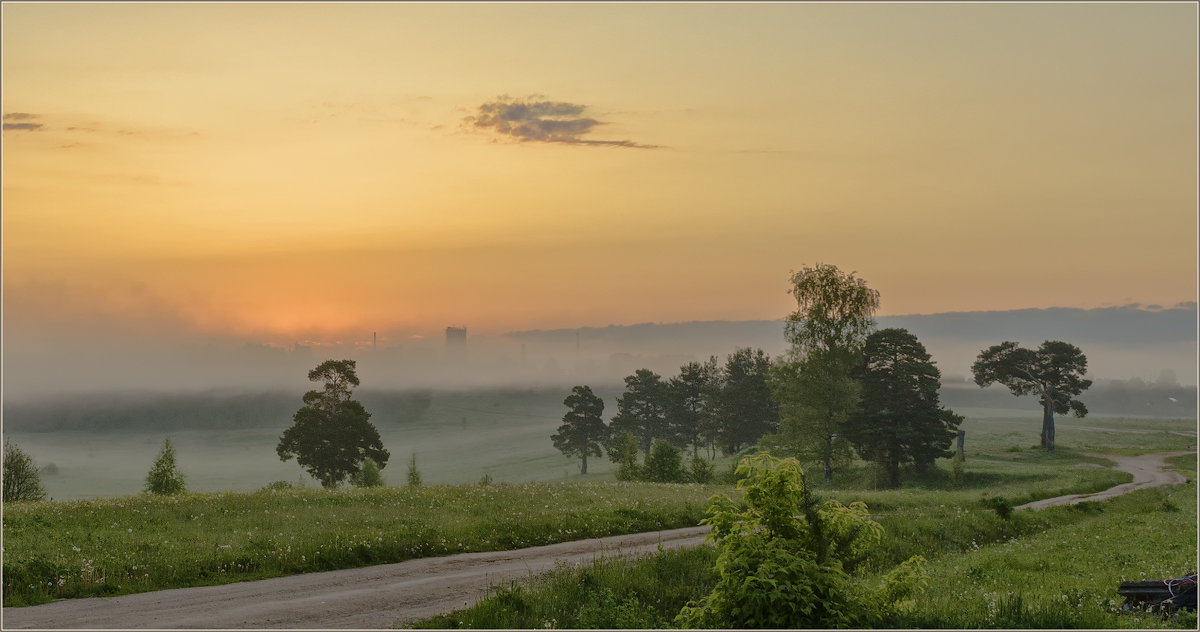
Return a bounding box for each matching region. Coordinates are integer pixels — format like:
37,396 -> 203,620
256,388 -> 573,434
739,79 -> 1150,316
4,112 -> 45,131
466,96 -> 659,148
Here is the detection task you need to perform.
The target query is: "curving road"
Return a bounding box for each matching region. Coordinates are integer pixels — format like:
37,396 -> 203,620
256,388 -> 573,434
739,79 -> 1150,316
1014,450 -> 1194,511
2,526 -> 711,630
5,450 -> 1194,630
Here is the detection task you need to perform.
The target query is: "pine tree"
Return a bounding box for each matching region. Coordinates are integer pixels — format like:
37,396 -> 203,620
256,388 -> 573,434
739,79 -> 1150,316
145,438 -> 187,495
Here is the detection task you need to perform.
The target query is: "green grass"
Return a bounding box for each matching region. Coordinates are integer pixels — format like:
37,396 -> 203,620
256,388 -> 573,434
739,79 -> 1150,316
412,546 -> 720,630
2,481 -> 721,607
407,447 -> 1198,629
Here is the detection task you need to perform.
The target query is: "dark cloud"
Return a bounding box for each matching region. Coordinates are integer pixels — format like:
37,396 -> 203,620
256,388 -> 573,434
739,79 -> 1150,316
4,122 -> 44,131
4,112 -> 41,120
466,96 -> 658,148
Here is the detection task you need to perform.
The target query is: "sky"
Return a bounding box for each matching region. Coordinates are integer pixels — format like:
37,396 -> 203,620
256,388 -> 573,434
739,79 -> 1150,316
3,2 -> 1197,355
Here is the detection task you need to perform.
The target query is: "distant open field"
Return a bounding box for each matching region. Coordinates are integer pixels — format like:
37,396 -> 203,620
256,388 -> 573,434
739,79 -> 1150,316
3,387 -> 1195,500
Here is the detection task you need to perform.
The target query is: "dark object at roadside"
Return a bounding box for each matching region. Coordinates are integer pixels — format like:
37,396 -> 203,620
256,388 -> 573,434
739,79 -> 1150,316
1117,574 -> 1197,613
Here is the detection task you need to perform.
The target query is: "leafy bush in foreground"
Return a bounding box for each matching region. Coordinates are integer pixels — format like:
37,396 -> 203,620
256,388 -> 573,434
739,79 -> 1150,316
676,454 -> 928,628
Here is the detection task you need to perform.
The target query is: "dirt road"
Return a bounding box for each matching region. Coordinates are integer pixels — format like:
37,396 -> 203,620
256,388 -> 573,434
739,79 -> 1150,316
1014,450 -> 1195,511
7,451 -> 1193,629
2,526 -> 710,630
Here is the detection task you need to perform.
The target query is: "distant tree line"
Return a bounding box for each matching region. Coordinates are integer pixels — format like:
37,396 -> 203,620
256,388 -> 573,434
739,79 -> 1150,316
4,390 -> 433,433
554,263 -> 1096,487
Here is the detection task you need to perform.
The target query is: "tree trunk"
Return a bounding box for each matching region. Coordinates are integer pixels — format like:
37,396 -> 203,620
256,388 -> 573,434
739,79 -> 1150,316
823,434 -> 833,484
581,451 -> 588,475
888,452 -> 900,489
1043,402 -> 1055,453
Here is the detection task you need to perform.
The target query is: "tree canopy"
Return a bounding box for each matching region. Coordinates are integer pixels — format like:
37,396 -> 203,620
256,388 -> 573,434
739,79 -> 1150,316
3,439 -> 47,503
971,340 -> 1091,452
552,385 -> 609,475
610,369 -> 670,456
845,328 -> 962,487
277,359 -> 389,487
771,264 -> 880,483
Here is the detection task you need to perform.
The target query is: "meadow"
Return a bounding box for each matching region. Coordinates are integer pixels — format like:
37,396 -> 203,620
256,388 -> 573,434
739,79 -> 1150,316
413,454 -> 1197,630
2,386 -> 1196,627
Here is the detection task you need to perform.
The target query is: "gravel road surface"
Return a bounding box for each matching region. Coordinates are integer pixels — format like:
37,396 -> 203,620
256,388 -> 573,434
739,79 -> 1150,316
3,526 -> 711,629
1014,450 -> 1194,511
6,450 -> 1193,630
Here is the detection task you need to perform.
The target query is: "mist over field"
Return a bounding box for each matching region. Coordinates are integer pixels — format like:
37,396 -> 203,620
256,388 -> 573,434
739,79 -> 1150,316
3,302 -> 1196,404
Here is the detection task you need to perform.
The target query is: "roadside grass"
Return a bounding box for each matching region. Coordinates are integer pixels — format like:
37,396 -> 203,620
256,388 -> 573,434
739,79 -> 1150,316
411,546 -> 720,630
2,481 -> 720,607
406,450 -> 1197,629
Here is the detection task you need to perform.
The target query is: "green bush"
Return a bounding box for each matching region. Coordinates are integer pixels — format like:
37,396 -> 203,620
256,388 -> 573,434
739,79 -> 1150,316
407,453 -> 422,487
675,453 -> 928,628
644,441 -> 685,483
351,457 -> 385,488
980,495 -> 1013,520
950,453 -> 965,488
608,432 -> 642,482
144,438 -> 186,495
687,453 -> 715,484
3,439 -> 47,503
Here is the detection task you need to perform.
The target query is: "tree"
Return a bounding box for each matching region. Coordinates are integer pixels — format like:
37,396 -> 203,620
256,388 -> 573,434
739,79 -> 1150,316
972,340 -> 1091,452
770,264 -> 880,483
406,452 -> 422,487
712,348 -> 778,455
610,369 -> 670,456
552,385 -> 609,475
351,457 -> 385,488
145,438 -> 187,495
607,431 -> 643,481
644,440 -> 686,483
3,439 -> 47,502
844,328 -> 963,488
666,357 -> 720,458
277,359 -> 389,488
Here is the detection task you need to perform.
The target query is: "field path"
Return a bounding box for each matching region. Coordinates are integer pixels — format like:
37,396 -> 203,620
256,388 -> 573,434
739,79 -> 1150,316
1015,450 -> 1195,511
2,525 -> 710,630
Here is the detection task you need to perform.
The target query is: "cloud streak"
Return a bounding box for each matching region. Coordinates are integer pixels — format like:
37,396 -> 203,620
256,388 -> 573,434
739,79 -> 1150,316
4,112 -> 45,131
466,96 -> 658,148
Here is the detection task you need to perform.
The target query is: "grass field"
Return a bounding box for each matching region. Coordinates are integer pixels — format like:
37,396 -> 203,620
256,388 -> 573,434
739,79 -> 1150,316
3,387 -> 1195,627
2,480 -> 719,607
411,454 -> 1197,629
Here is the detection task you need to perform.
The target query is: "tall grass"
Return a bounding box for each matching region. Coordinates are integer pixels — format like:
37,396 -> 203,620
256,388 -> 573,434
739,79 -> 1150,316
408,452 -> 1197,629
2,481 -> 720,607
412,546 -> 720,630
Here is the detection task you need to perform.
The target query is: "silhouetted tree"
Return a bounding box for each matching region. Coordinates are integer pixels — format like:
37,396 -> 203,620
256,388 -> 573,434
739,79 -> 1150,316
667,357 -> 720,457
769,264 -> 880,483
552,385 -> 609,475
713,348 -> 779,454
611,369 -> 670,456
3,439 -> 47,502
972,341 -> 1091,452
277,359 -> 389,487
844,328 -> 962,487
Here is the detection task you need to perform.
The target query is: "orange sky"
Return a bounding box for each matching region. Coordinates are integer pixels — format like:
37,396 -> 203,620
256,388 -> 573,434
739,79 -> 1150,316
3,2 -> 1196,346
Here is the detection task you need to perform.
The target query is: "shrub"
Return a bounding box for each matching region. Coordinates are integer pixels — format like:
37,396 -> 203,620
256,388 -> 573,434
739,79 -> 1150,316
145,438 -> 186,495
675,453 -> 928,628
351,457 -> 385,488
980,495 -> 1012,520
407,453 -> 422,487
644,441 -> 685,483
687,453 -> 715,484
608,432 -> 642,481
3,439 -> 47,502
950,453 -> 965,488
262,480 -> 295,491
